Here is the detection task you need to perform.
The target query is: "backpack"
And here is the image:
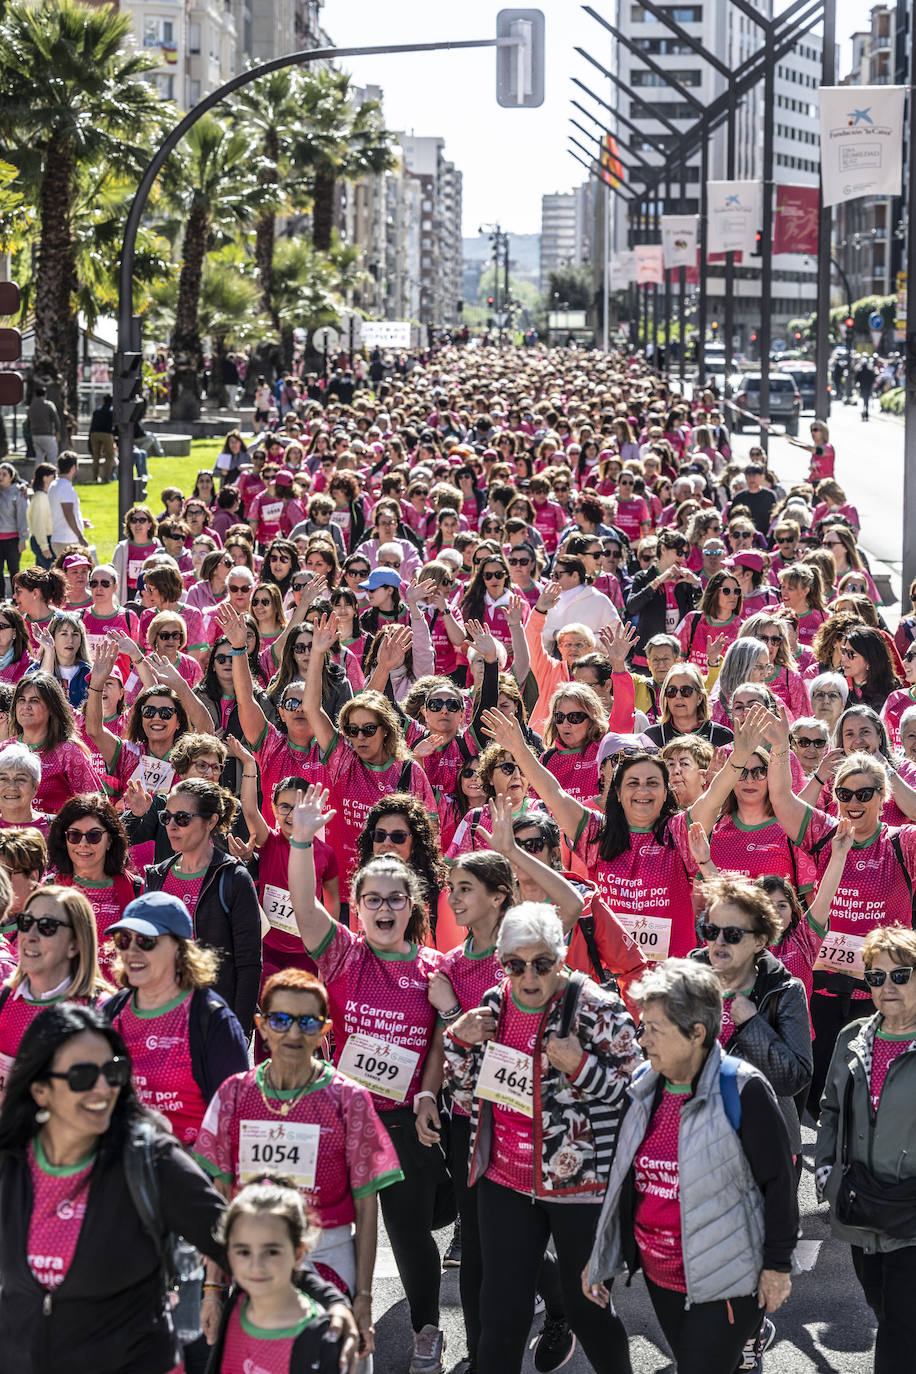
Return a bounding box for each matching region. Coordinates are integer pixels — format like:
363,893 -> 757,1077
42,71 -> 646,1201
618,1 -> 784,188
719,1055 -> 742,1131
123,1120 -> 179,1287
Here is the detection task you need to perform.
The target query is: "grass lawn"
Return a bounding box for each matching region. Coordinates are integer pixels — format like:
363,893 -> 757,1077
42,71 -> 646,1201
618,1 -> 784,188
23,439 -> 225,567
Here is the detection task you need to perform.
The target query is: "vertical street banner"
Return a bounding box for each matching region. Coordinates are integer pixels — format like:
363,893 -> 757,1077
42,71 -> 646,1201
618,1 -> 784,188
773,185 -> 819,254
661,216 -> 700,269
706,181 -> 762,256
634,244 -> 664,285
818,86 -> 906,207
599,133 -> 624,189
609,251 -> 635,289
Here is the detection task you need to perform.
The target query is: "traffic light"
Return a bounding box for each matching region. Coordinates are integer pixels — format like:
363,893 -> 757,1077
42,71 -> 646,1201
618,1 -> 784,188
496,9 -> 545,108
794,331 -> 802,342
113,350 -> 144,427
844,315 -> 855,353
487,296 -> 495,307
0,282 -> 23,407
751,230 -> 762,257
906,332 -> 916,404
711,320 -> 718,334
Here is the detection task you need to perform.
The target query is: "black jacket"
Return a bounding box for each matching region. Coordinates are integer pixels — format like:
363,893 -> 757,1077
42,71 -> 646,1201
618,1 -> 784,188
102,986 -> 249,1103
625,565 -> 700,657
0,1125 -> 344,1374
689,947 -> 813,1153
144,850 -> 261,1034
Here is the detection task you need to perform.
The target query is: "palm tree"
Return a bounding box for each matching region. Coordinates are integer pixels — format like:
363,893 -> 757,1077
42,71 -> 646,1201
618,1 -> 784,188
294,71 -> 396,253
160,113 -> 266,420
0,0 -> 163,419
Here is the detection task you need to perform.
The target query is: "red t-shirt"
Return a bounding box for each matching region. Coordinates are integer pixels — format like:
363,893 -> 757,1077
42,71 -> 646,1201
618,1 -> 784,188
486,988 -> 540,1194
111,990 -> 208,1145
193,1061 -> 403,1228
633,1083 -> 691,1292
72,873 -> 137,983
28,1139 -> 94,1289
257,828 -> 337,956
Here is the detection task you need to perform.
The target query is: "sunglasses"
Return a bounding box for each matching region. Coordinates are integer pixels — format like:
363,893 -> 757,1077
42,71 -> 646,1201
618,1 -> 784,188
702,546 -> 726,557
280,696 -> 304,711
426,697 -> 462,714
516,835 -> 548,855
502,955 -> 557,976
90,578 -> 113,589
159,810 -> 202,827
554,709 -> 588,725
65,827 -> 106,846
251,597 -> 272,608
344,721 -> 381,739
496,761 -> 523,776
508,557 -> 531,566
156,630 -> 182,642
347,568 -> 370,578
0,622 -> 11,631
795,736 -> 827,750
413,488 -> 429,496
775,536 -> 796,545
17,913 -> 73,937
835,786 -> 878,803
129,515 -> 150,524
863,966 -> 915,988
112,929 -> 160,951
140,704 -> 177,721
213,652 -> 234,666
737,764 -> 768,781
262,1009 -> 328,1036
665,684 -> 697,699
46,1058 -> 131,1093
292,579 -> 311,591
720,586 -> 741,596
371,828 -> 410,845
270,553 -> 292,562
360,891 -> 409,911
459,764 -> 479,780
638,552 -> 656,564
483,571 -> 506,582
700,923 -> 753,945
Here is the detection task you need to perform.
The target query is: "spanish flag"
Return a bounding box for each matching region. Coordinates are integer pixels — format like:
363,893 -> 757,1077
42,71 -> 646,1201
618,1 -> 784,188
599,134 -> 624,189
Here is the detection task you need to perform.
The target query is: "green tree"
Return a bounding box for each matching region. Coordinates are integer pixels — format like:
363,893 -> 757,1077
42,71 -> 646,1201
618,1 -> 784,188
546,264 -> 593,310
0,0 -> 163,417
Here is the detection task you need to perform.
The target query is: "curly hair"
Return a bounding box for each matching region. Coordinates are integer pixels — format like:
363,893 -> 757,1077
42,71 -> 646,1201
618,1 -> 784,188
170,732 -> 228,776
542,683 -> 608,750
356,792 -> 447,909
48,795 -> 129,879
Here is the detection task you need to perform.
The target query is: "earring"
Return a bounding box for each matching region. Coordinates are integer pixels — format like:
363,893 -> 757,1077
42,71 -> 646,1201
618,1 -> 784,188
35,1108 -> 50,1124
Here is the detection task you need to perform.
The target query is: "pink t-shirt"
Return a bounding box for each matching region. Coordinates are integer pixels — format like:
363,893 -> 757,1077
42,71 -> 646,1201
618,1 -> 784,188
771,915 -> 823,1008
248,490 -> 284,545
614,497 -> 650,542
222,1297 -> 320,1373
708,814 -> 815,889
438,939 -> 501,1116
881,687 -> 916,751
311,921 -> 443,1112
678,613 -> 742,673
0,739 -> 104,816
486,989 -> 540,1194
162,866 -> 208,927
869,1031 -> 912,1111
28,1141 -> 94,1289
795,609 -> 827,649
139,604 -> 208,654
256,828 -> 337,956
633,1083 -> 691,1292
532,500 -> 567,554
193,1062 -> 403,1227
543,739 -> 600,806
253,723 -> 327,827
572,809 -> 697,959
111,990 -> 208,1145
71,873 -> 137,983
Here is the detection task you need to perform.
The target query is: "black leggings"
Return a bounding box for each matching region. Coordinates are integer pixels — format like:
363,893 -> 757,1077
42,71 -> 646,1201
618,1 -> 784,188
475,1177 -> 631,1374
448,1115 -> 564,1362
852,1243 -> 916,1374
0,538 -> 20,594
379,1106 -> 454,1333
645,1277 -> 763,1374
810,991 -> 874,1116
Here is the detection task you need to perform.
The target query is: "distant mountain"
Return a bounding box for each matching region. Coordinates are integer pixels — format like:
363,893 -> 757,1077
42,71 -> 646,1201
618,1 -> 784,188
462,233 -> 540,277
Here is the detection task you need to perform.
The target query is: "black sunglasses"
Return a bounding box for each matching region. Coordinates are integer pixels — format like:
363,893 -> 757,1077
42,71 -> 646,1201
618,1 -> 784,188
554,710 -> 588,725
835,786 -> 878,803
665,684 -> 697,699
264,1010 -> 327,1034
47,1058 -> 131,1093
371,828 -> 410,845
502,955 -> 556,976
344,721 -> 381,739
90,578 -> 113,589
112,930 -> 159,951
64,827 -> 105,846
516,835 -> 548,855
700,923 -> 753,945
213,652 -> 234,666
17,913 -> 73,937
736,764 -> 768,781
795,736 -> 827,750
426,697 -> 462,714
159,810 -> 202,828
140,704 -> 177,720
863,967 -> 914,988
483,570 -> 506,582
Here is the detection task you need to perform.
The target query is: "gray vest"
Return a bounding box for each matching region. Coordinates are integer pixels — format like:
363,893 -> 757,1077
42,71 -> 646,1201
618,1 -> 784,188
587,1043 -> 770,1304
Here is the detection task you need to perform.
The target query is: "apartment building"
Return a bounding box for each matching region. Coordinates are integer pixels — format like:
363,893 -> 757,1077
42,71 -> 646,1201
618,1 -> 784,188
540,185 -> 593,291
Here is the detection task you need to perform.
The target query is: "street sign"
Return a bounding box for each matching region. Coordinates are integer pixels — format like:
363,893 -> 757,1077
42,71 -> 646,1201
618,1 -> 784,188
338,313 -> 363,344
361,321 -> 412,348
869,311 -> 884,331
492,312 -> 508,327
311,326 -> 339,353
496,9 -> 545,108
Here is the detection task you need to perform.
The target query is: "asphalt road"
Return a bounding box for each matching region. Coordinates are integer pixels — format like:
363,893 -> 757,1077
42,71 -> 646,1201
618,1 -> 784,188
369,1119 -> 877,1374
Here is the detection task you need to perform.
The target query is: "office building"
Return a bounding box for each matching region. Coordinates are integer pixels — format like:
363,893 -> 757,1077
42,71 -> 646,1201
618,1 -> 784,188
540,185 -> 593,291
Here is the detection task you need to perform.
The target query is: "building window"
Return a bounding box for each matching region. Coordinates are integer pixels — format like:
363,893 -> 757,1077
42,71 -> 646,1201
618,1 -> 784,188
189,22 -> 201,53
143,17 -> 174,46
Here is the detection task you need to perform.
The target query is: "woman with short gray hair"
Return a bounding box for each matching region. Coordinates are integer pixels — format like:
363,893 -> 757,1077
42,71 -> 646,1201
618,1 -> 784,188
584,956 -> 798,1374
444,902 -> 641,1374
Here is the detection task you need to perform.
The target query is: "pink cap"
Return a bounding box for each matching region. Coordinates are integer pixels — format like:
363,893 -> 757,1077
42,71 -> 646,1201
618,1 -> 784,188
63,554 -> 91,571
275,469 -> 294,484
727,551 -> 765,572
106,664 -> 125,685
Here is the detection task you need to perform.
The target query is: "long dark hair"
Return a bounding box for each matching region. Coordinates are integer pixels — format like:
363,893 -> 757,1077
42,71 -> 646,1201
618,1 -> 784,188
356,793 -> 447,910
48,795 -> 129,878
459,551 -> 511,622
843,626 -> 899,708
0,1004 -> 149,1161
261,538 -> 299,598
11,671 -> 81,749
265,603 -> 344,715
597,752 -> 680,862
201,621 -> 262,702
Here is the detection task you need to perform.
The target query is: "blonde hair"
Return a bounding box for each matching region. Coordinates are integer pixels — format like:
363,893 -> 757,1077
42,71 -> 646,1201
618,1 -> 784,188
542,682 -> 608,749
15,885 -> 112,999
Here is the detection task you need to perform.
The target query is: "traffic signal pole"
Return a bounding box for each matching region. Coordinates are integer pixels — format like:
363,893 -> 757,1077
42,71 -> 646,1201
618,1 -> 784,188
813,0 -> 836,420
902,21 -> 916,600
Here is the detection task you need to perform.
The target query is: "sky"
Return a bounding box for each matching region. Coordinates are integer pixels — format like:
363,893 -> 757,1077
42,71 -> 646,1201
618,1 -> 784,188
329,0 -> 866,237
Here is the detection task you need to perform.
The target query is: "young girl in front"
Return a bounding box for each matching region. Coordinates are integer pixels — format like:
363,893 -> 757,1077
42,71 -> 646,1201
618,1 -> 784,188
209,1176 -> 344,1373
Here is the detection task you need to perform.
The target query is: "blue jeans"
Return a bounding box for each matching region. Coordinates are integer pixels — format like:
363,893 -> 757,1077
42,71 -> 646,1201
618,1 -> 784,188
30,536 -> 53,570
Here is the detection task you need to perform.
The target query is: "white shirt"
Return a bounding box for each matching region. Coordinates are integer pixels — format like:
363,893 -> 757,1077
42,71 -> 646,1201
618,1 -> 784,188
48,475 -> 83,543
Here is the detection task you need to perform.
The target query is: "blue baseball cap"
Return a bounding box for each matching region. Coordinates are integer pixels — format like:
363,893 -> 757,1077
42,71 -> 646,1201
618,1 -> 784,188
108,891 -> 193,940
359,568 -> 401,591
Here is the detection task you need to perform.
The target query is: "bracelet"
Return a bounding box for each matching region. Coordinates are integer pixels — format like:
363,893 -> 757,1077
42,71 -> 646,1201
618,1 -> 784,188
88,685 -> 104,693
289,838 -> 313,849
440,1004 -> 462,1022
230,646 -> 247,656
813,773 -> 825,786
243,772 -> 257,779
728,759 -> 746,771
414,1090 -> 437,1104
356,1289 -> 373,1300
771,747 -> 790,758
202,1283 -> 223,1291
201,1294 -> 223,1304
708,659 -> 721,668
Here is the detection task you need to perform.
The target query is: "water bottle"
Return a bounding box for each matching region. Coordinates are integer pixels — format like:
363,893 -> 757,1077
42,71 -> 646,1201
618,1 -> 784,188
172,1240 -> 204,1344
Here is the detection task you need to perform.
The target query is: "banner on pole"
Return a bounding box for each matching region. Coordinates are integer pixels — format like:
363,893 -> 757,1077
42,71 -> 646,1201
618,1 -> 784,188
661,215 -> 699,268
599,133 -> 624,189
818,86 -> 906,208
360,321 -> 412,348
706,181 -> 762,256
634,244 -> 664,285
609,251 -> 635,289
773,184 -> 819,254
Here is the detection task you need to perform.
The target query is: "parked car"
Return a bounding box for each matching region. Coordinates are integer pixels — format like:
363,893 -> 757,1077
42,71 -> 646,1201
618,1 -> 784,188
776,362 -> 831,417
726,372 -> 801,435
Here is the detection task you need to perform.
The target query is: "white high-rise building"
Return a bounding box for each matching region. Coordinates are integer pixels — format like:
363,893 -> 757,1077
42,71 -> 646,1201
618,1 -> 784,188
540,185 -> 593,291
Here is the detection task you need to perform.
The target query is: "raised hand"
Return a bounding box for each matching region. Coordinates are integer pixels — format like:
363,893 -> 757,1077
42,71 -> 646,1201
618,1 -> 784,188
536,581 -> 562,612
688,820 -> 711,867
376,623 -> 412,672
297,572 -> 327,608
487,794 -> 518,857
146,653 -> 183,690
214,601 -> 248,651
227,834 -> 256,863
309,611 -> 340,658
465,618 -> 499,663
505,593 -> 528,628
405,578 -> 436,609
753,700 -> 790,750
832,816 -> 855,855
225,735 -> 255,767
123,778 -> 153,818
599,619 -> 639,671
89,636 -> 119,684
290,783 -> 336,844
109,629 -> 142,661
33,623 -> 55,653
411,734 -> 442,758
480,706 -> 526,756
706,632 -> 726,665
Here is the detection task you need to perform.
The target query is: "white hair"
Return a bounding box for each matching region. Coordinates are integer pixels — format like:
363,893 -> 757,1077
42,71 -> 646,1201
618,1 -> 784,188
810,671 -> 849,705
0,741 -> 41,784
497,903 -> 566,963
377,542 -> 403,565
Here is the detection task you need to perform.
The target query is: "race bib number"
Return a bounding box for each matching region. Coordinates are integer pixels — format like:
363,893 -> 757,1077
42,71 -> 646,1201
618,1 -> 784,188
238,1119 -> 319,1189
617,914 -> 672,962
815,930 -> 866,977
0,1049 -> 14,1099
262,884 -> 297,936
86,633 -> 108,658
129,755 -> 175,795
336,1032 -> 419,1102
216,451 -> 232,471
475,1042 -> 534,1117
330,510 -> 350,530
127,559 -> 144,583
260,500 -> 283,524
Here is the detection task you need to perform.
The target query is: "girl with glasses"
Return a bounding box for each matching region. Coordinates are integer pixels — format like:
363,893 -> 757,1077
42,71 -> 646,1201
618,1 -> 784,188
139,564 -> 208,664
0,741 -> 47,834
880,642 -> 916,750
81,560 -> 144,671
247,581 -> 286,677
446,901 -> 640,1374
459,554 -> 517,670
0,885 -> 109,1100
841,626 -> 900,716
357,791 -> 449,946
55,548 -> 93,611
288,789 -> 451,1374
195,974 -> 399,1369
186,548 -> 233,614
328,586 -> 366,670
787,417 -> 835,482
677,569 -> 745,675
446,740 -> 544,859
645,664 -> 733,749
183,498 -> 220,546
47,796 -> 137,982
259,536 -> 300,599
144,779 -> 261,1034
111,505 -> 161,602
